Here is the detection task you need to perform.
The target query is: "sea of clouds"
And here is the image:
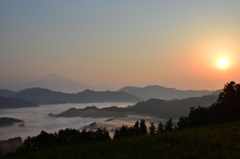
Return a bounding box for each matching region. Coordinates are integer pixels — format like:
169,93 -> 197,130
0,102 -> 167,140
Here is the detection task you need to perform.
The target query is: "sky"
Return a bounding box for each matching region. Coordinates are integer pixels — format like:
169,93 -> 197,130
1,0 -> 240,90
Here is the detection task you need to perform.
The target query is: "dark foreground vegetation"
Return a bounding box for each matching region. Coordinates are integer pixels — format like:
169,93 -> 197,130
5,121 -> 240,159
178,81 -> 240,128
2,81 -> 240,158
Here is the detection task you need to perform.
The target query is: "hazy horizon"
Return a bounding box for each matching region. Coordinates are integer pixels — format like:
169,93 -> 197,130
0,72 -> 223,92
1,1 -> 240,90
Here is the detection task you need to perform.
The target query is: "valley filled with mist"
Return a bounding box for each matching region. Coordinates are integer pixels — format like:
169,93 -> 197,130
0,73 -> 220,142
0,75 -> 221,155
0,102 -> 142,140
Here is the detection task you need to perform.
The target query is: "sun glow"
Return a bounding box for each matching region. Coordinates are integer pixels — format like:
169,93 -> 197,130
217,58 -> 229,69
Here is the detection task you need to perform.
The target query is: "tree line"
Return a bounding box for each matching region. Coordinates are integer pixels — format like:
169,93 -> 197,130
17,128 -> 110,151
114,118 -> 175,139
177,81 -> 240,128
15,118 -> 175,153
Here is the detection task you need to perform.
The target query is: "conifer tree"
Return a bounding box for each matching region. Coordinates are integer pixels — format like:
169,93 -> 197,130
164,118 -> 174,131
133,121 -> 139,129
157,122 -> 164,132
133,120 -> 140,135
149,122 -> 156,135
140,119 -> 147,134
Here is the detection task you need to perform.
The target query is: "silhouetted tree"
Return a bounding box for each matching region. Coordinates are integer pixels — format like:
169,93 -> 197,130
36,131 -> 56,149
157,122 -> 164,132
113,125 -> 130,139
216,81 -> 240,121
132,120 -> 141,135
149,122 -> 156,135
140,119 -> 147,135
21,127 -> 111,151
133,120 -> 139,129
164,118 -> 174,131
23,136 -> 38,151
177,116 -> 189,129
94,128 -> 111,141
177,81 -> 240,128
217,81 -> 237,105
114,120 -> 149,139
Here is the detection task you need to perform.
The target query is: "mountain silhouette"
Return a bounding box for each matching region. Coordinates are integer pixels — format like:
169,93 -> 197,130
0,117 -> 24,127
0,96 -> 39,109
0,89 -> 16,97
49,95 -> 218,119
119,85 -> 213,100
49,106 -> 128,118
127,95 -> 218,119
12,88 -> 142,104
2,73 -> 108,93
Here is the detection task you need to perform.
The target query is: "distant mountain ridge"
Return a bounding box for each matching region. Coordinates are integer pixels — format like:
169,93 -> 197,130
49,106 -> 128,118
0,96 -> 39,109
119,85 -> 214,100
1,73 -> 108,93
127,95 -> 218,118
0,89 -> 16,97
49,95 -> 218,119
10,88 -> 142,104
207,89 -> 223,96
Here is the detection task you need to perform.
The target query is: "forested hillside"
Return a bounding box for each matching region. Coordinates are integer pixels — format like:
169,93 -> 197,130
5,121 -> 240,159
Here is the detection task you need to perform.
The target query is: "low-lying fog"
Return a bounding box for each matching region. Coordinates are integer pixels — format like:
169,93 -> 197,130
0,102 -> 167,140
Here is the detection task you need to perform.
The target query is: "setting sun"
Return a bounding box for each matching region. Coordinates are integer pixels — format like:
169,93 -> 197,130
217,58 -> 229,69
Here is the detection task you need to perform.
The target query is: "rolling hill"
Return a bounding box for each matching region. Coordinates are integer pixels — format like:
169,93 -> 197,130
6,121 -> 240,159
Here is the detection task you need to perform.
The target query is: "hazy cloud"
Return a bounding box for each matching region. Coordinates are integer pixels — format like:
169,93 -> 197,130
0,102 -> 135,140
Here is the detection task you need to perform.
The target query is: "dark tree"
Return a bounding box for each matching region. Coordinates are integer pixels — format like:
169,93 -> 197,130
36,131 -> 56,149
21,127 -> 111,151
113,125 -> 130,139
94,128 -> 111,141
140,119 -> 147,135
149,122 -> 156,135
23,136 -> 38,151
133,120 -> 139,129
157,122 -> 164,132
217,81 -> 237,105
216,81 -> 240,121
132,120 -> 141,136
164,118 -> 174,131
177,81 -> 240,128
177,116 -> 189,129
80,129 -> 92,143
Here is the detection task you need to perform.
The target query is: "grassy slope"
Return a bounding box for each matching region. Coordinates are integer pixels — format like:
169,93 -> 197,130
6,121 -> 240,159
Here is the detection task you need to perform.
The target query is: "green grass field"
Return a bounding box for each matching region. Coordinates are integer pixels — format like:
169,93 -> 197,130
6,121 -> 240,159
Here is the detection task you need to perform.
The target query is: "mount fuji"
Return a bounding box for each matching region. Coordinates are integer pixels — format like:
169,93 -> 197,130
2,73 -> 108,93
